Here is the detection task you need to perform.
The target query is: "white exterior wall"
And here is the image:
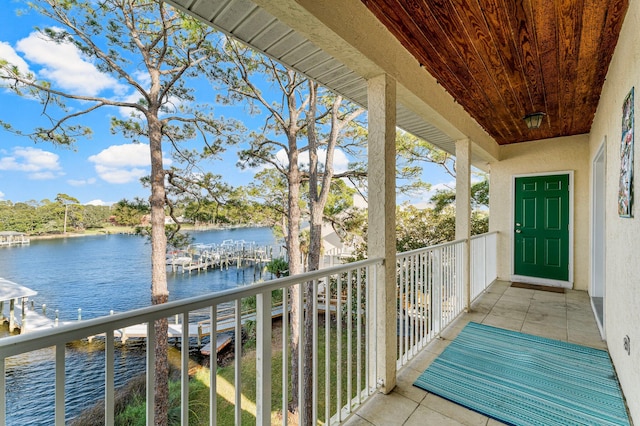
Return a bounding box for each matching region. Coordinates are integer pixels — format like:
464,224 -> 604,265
488,135 -> 590,290
588,0 -> 640,420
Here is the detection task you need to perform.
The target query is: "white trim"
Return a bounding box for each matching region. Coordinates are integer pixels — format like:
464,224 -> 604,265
510,171 -> 574,287
591,139 -> 606,338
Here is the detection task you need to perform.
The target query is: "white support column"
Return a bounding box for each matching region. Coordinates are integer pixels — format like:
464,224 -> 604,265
367,73 -> 397,393
455,139 -> 472,311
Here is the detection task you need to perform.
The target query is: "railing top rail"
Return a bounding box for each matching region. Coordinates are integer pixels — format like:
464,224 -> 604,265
0,257 -> 382,357
396,238 -> 467,258
470,231 -> 498,241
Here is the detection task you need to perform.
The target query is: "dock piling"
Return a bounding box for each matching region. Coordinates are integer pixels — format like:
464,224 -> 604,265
9,299 -> 15,332
21,298 -> 26,333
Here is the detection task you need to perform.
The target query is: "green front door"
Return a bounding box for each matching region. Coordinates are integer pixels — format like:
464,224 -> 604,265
514,174 -> 570,281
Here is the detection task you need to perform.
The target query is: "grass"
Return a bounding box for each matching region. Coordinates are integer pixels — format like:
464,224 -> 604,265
73,317 -> 368,425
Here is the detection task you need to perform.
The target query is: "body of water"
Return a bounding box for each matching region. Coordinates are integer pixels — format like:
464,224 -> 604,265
0,226 -> 278,425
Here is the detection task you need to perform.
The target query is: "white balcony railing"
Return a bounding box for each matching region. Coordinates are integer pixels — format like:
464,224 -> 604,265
0,232 -> 497,425
396,232 -> 498,369
0,258 -> 381,426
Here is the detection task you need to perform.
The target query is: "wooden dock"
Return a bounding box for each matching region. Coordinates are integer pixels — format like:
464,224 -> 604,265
102,303 -> 286,348
166,240 -> 275,273
0,278 -> 59,333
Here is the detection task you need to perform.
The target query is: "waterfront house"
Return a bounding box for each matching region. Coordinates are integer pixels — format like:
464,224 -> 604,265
2,0 -> 638,424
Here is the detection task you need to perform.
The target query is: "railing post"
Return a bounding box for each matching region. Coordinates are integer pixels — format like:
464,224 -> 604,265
256,290 -> 272,426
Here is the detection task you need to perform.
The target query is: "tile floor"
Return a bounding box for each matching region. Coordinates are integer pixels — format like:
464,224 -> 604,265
343,280 -> 608,426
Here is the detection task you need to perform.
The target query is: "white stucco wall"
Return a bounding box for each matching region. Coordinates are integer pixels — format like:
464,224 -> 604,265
488,135 -> 590,290
588,1 -> 640,421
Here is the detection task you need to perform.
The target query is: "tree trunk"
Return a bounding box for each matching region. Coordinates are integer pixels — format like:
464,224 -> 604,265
287,161 -> 304,415
149,114 -> 169,426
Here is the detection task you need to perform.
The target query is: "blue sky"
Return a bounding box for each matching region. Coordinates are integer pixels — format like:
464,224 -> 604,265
0,2 -> 456,207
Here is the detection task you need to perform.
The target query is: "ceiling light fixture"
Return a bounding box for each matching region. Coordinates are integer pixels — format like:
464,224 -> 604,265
523,112 -> 546,130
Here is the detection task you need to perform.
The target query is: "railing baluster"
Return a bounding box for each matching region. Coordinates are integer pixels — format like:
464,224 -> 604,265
234,299 -> 242,425
418,253 -> 423,348
297,282 -> 304,425
146,321 -> 156,426
356,266 -> 362,404
411,254 -> 417,356
0,358 -> 4,426
460,242 -> 465,312
282,288 -> 289,426
210,305 -> 217,426
336,273 -> 343,421
182,312 -> 189,425
312,280 -> 318,424
368,265 -> 377,395
437,248 -> 441,330
325,277 -> 330,425
256,291 -> 272,426
105,327 -> 115,425
347,269 -> 353,414
403,257 -> 408,364
55,344 -> 65,426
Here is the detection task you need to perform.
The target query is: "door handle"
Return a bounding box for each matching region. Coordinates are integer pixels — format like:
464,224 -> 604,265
515,229 -> 522,233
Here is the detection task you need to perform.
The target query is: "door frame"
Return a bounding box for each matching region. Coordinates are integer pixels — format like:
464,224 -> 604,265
510,171 -> 574,288
591,140 -> 606,338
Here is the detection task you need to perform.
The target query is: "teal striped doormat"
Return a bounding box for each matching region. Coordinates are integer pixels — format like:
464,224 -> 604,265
414,322 -> 630,425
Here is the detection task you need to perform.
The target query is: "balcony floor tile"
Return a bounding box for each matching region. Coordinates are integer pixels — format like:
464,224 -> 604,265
344,280 -> 606,426
352,391 -> 419,425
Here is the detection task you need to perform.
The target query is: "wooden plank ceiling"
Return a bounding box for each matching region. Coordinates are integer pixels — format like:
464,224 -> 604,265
361,0 -> 629,145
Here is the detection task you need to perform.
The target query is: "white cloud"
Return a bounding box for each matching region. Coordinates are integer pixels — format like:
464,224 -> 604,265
0,147 -> 62,180
400,181 -> 454,208
0,190 -> 5,200
15,29 -> 126,97
86,199 -> 113,206
88,143 -> 171,184
0,41 -> 31,77
30,171 -> 60,180
94,164 -> 147,184
67,177 -> 96,186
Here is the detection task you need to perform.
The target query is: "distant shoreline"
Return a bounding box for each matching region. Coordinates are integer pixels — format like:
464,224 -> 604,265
26,223 -> 270,241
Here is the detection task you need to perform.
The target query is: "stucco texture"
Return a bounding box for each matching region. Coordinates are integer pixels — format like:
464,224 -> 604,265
588,0 -> 640,421
488,135 -> 590,290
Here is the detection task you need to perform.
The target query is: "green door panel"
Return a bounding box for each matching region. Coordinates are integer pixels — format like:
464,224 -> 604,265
514,175 -> 569,281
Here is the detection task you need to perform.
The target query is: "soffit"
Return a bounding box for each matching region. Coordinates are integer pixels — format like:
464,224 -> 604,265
166,0 -> 463,159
